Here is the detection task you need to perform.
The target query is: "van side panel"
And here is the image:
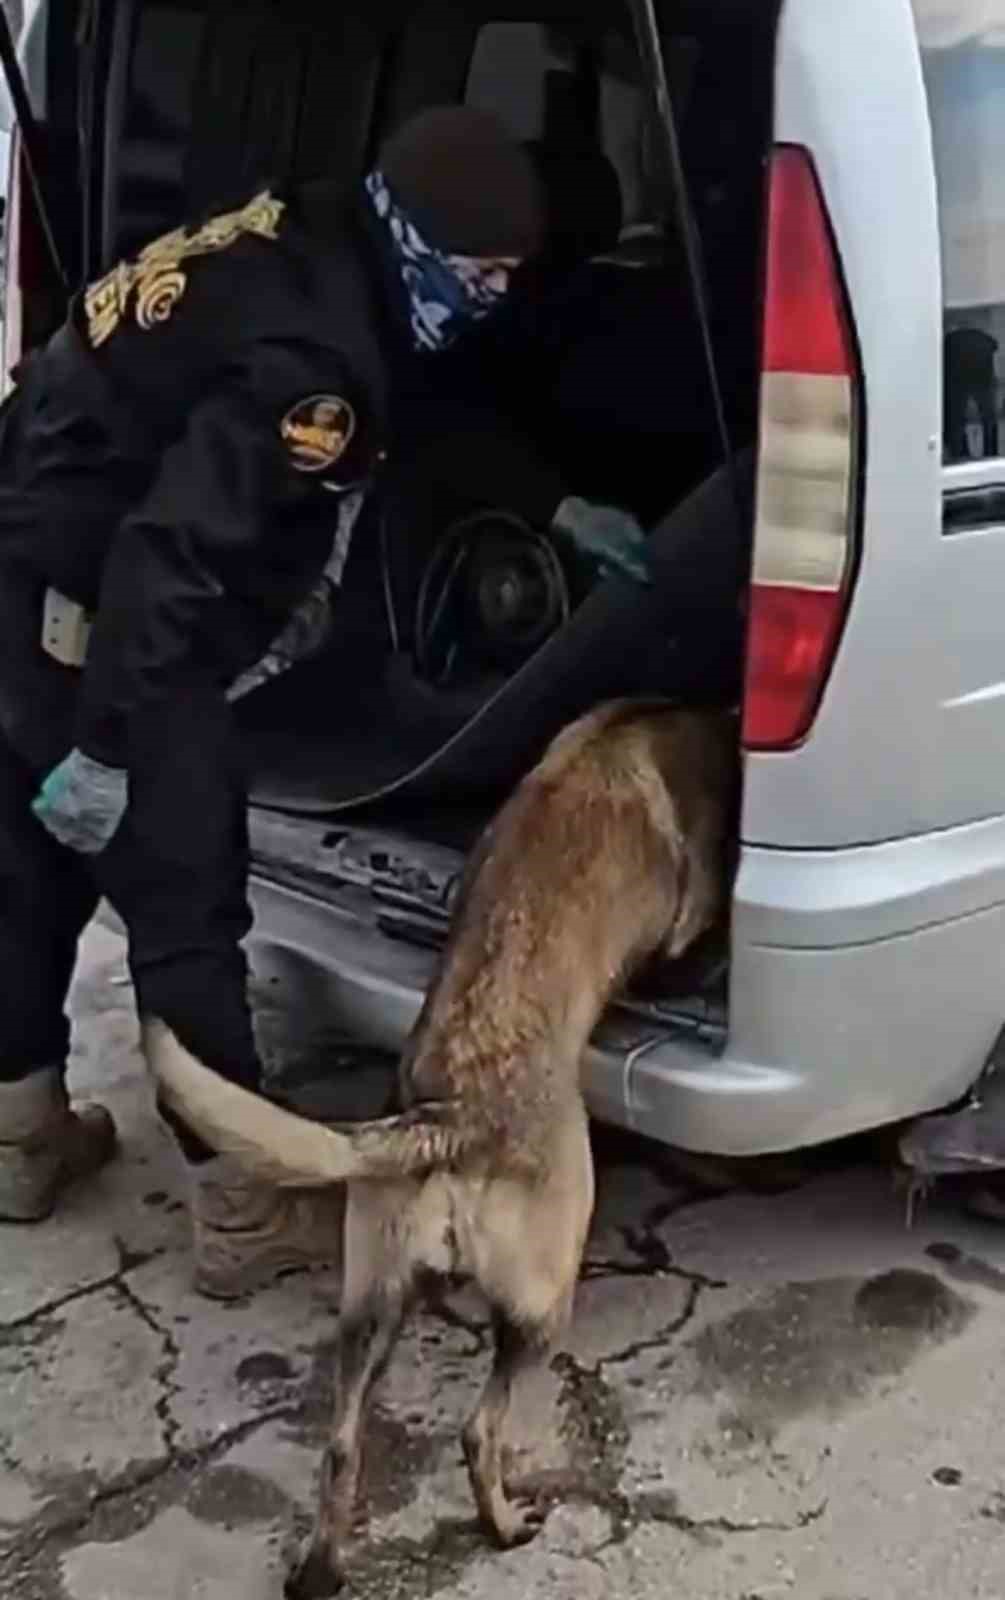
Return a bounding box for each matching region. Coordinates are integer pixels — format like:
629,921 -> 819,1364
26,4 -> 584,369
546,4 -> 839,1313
742,0 -> 944,849
696,0 -> 1005,1153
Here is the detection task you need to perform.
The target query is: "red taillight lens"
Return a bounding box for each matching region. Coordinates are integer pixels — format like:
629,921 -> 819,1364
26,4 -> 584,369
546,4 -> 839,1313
742,146 -> 860,751
761,147 -> 854,379
743,586 -> 848,750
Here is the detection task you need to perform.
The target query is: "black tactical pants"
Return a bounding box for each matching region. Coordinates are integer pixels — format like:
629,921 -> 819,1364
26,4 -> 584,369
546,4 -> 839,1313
0,594 -> 261,1098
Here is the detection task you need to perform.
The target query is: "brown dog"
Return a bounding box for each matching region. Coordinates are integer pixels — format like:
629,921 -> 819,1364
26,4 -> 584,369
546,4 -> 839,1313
147,699 -> 735,1597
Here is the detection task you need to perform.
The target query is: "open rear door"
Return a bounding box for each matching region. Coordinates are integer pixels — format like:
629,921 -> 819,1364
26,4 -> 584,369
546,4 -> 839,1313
0,0 -> 72,389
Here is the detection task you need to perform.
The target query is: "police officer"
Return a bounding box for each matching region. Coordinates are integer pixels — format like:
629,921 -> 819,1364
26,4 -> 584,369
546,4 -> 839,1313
0,105 -> 648,1296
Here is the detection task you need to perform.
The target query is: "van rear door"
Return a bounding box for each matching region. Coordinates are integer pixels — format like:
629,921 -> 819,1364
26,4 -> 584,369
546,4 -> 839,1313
0,0 -> 83,385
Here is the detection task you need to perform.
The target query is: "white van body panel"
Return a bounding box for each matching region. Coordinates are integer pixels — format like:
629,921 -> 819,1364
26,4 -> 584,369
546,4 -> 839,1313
743,0 -> 945,850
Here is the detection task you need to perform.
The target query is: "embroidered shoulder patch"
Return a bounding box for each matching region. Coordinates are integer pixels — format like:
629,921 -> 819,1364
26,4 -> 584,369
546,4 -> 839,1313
280,395 -> 356,473
83,190 -> 285,349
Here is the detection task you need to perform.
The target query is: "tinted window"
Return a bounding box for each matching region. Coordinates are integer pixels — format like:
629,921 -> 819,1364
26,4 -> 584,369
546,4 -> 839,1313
913,4 -> 1005,462
465,21 -> 661,228
465,23 -> 556,141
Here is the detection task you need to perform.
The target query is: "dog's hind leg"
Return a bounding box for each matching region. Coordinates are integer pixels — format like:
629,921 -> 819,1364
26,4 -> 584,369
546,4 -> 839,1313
463,1308 -> 552,1547
286,1185 -> 414,1600
463,1107 -> 595,1548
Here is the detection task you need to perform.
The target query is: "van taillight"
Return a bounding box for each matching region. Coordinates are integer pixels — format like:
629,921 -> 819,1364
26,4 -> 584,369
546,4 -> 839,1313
742,145 -> 860,751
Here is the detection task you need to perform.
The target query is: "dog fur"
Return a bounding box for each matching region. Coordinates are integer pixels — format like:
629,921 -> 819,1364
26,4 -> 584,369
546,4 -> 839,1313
148,699 -> 735,1596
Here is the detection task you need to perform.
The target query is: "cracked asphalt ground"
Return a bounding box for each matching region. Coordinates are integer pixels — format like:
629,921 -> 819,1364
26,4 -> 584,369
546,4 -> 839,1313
5,928 -> 1005,1598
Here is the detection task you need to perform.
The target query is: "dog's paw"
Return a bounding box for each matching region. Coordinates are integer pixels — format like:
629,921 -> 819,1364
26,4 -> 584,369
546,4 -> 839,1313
492,1495 -> 549,1549
284,1543 -> 346,1600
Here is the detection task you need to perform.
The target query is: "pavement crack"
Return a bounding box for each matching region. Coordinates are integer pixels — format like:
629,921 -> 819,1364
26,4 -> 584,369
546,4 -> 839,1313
635,1490 -> 829,1539
581,1256 -> 663,1282
618,1219 -> 727,1291
0,1402 -> 298,1590
1,1242 -> 164,1339
112,1235 -> 163,1277
112,1279 -> 183,1459
597,1278 -> 704,1369
567,1492 -> 828,1563
0,1273 -> 123,1337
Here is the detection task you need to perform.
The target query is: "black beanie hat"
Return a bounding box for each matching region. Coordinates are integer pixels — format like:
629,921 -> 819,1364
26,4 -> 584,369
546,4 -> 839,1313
380,106 -> 546,258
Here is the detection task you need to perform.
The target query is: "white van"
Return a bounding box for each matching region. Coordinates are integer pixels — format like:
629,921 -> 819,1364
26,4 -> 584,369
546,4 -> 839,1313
3,0 -> 1003,1158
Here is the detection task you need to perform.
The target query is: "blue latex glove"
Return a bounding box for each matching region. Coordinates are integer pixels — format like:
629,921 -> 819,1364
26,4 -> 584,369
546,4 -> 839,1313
551,496 -> 651,586
32,749 -> 128,855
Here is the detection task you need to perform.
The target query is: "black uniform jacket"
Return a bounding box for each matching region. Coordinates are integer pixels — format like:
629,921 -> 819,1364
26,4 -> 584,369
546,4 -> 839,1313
0,179 -> 393,766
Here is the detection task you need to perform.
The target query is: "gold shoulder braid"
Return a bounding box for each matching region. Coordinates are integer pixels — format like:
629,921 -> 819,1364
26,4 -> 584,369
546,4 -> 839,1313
84,190 -> 286,349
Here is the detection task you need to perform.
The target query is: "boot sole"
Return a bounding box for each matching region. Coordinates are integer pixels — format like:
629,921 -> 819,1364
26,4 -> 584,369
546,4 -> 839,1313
0,1121 -> 118,1224
0,1194 -> 58,1224
194,1246 -> 340,1302
0,1152 -> 63,1223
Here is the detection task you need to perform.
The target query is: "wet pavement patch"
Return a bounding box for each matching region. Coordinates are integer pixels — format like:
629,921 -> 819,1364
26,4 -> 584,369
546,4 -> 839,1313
553,1351 -> 630,1503
925,1241 -> 1005,1294
235,1351 -> 296,1387
0,1425 -> 309,1600
183,1463 -> 292,1528
494,1350 -> 634,1542
853,1268 -> 968,1332
691,1272 -> 973,1429
361,1407 -> 454,1521
328,1517 -> 489,1600
282,1334 -> 452,1522
279,1335 -> 337,1449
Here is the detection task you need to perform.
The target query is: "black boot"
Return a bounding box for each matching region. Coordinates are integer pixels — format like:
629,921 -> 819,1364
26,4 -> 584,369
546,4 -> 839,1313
0,1067 -> 116,1222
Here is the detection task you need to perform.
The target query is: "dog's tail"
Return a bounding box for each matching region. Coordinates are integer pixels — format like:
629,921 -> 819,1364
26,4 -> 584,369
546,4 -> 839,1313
144,1020 -> 472,1187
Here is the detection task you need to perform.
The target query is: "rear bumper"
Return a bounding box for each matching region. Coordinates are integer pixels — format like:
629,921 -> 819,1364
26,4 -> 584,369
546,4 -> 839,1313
633,818 -> 1005,1153
245,875 -> 684,1136
247,812 -> 1005,1157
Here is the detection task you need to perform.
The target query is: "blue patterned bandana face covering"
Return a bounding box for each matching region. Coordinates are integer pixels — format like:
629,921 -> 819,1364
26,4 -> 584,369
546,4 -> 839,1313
365,170 -> 513,352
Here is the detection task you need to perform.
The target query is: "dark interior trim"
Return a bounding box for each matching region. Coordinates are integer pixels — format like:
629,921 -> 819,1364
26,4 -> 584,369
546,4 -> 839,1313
943,482 -> 1005,535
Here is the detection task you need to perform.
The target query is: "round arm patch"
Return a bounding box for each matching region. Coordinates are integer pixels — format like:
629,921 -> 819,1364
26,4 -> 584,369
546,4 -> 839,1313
280,394 -> 356,473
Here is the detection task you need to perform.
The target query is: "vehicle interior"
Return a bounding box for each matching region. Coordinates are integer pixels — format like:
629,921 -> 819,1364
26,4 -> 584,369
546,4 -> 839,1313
20,0 -> 782,1006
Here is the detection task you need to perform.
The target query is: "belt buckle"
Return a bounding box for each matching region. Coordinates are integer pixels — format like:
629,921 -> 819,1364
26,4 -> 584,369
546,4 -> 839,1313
41,587 -> 92,668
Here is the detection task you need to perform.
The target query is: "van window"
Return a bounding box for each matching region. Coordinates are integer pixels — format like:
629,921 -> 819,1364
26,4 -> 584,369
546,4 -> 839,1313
464,20 -> 701,233
464,21 -> 652,228
913,4 -> 1005,462
464,23 -> 557,142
